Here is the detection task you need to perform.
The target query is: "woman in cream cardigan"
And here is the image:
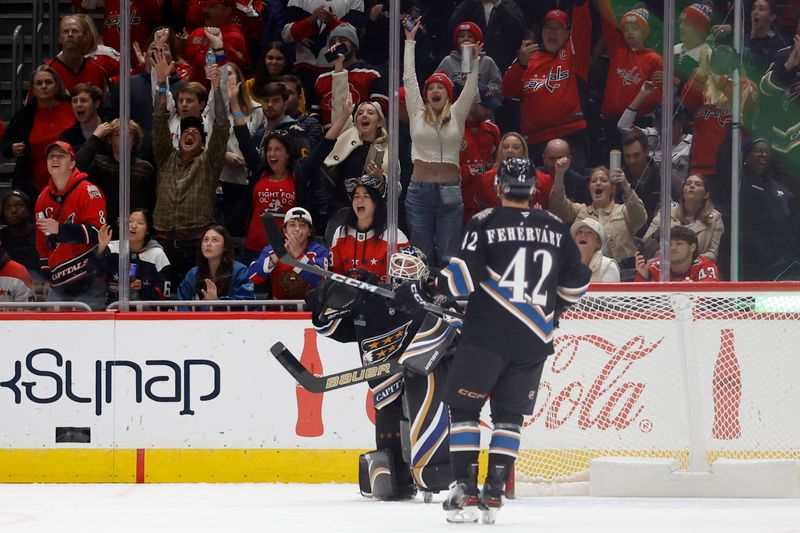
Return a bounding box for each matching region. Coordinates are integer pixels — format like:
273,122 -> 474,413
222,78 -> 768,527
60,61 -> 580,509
300,48 -> 392,242
641,174 -> 724,261
549,156 -> 647,276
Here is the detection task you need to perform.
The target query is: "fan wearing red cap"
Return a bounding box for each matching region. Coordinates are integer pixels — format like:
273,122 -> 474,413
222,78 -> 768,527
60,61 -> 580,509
597,0 -> 662,148
501,1 -> 592,171
435,21 -> 502,110
34,140 -> 108,308
403,18 -> 482,267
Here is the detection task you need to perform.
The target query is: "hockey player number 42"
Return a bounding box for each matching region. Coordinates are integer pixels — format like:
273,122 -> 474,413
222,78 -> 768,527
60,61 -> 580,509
498,248 -> 553,305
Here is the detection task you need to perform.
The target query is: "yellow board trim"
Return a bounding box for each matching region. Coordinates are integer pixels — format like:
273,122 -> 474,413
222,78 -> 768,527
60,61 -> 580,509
0,449 -> 137,483
0,449 -> 493,484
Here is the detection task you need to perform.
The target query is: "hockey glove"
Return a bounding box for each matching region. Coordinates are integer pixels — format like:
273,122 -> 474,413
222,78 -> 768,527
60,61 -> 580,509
391,280 -> 432,315
305,279 -> 363,327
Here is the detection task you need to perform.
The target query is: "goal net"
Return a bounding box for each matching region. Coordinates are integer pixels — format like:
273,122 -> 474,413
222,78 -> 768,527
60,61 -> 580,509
512,283 -> 800,497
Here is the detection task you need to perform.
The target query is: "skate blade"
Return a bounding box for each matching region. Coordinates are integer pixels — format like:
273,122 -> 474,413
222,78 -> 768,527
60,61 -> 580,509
481,508 -> 498,524
446,508 -> 478,523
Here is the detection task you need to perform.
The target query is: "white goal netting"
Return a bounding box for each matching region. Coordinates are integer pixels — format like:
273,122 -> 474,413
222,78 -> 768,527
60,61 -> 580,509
513,286 -> 800,494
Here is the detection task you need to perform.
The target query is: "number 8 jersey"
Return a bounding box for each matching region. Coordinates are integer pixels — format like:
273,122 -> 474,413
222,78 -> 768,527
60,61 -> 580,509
438,206 -> 591,361
34,168 -> 107,289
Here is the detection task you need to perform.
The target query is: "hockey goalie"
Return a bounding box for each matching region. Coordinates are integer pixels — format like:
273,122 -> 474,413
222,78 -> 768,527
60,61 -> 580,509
304,246 -> 458,500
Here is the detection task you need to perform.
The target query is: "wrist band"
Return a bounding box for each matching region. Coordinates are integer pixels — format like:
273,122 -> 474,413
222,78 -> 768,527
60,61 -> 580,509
232,111 -> 245,119
626,106 -> 637,112
157,86 -> 168,93
213,47 -> 224,52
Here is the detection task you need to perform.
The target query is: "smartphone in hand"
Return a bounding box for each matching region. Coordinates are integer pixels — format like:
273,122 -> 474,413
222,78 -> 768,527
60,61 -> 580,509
403,7 -> 422,32
363,144 -> 385,172
325,43 -> 349,63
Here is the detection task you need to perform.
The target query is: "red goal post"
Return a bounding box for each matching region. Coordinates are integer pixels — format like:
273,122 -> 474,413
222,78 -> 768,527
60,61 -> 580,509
509,282 -> 800,497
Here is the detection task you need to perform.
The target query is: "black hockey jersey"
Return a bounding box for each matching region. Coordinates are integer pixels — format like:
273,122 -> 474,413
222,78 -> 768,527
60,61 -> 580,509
315,290 -> 430,410
438,207 -> 591,361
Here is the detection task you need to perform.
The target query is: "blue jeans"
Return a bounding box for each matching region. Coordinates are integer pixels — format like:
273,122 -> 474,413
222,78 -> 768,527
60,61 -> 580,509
404,179 -> 464,268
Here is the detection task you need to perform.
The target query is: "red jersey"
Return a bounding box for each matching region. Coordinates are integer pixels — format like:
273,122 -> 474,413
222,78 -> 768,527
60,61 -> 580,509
45,56 -> 112,94
313,62 -> 388,130
102,0 -> 163,62
681,74 -> 757,176
184,24 -> 249,84
34,169 -> 107,288
28,102 -> 76,191
598,0 -> 662,120
244,174 -> 297,251
460,119 -> 500,221
501,1 -> 591,144
635,256 -> 720,282
329,226 -> 409,283
469,167 -> 553,221
0,257 -> 35,302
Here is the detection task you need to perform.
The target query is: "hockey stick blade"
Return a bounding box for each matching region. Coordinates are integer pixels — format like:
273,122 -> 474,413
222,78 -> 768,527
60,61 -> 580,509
270,341 -> 404,393
260,213 -> 463,319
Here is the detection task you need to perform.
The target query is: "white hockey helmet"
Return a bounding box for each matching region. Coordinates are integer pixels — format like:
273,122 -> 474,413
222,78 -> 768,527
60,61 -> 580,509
389,246 -> 430,284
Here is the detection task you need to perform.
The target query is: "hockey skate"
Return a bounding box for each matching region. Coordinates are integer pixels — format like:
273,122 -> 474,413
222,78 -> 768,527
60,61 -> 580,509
442,464 -> 479,523
478,465 -> 506,525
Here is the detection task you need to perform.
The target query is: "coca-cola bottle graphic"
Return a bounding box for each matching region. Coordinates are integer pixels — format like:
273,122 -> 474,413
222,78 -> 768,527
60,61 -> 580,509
711,328 -> 742,440
295,328 -> 324,437
365,390 -> 376,425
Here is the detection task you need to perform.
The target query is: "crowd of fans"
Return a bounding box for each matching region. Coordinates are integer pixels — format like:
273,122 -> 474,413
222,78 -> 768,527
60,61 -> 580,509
1,0 -> 799,308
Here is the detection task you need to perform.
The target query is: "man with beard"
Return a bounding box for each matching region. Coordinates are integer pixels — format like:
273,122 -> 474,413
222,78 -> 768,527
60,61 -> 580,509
42,15 -> 112,94
151,49 -> 230,288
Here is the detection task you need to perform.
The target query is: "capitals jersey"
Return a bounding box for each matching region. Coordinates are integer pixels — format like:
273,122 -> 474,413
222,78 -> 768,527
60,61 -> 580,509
598,0 -> 662,120
681,74 -> 757,176
313,61 -> 388,130
501,0 -> 591,144
35,169 -> 106,288
329,225 -> 408,283
635,256 -> 720,282
438,207 -> 590,361
460,119 -> 500,221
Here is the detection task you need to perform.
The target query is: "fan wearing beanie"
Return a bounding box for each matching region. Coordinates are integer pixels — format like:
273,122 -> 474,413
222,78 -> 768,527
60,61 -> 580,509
403,18 -> 482,268
597,0 -> 663,150
434,21 -> 501,102
675,2 -> 713,82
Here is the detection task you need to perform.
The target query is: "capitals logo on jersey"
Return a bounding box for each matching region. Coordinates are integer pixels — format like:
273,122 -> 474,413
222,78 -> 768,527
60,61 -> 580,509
105,10 -> 143,32
524,65 -> 571,94
360,321 -> 412,364
616,65 -> 642,86
697,106 -> 732,128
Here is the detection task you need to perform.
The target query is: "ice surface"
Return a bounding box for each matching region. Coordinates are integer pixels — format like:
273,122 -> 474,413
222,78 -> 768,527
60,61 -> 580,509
0,483 -> 798,532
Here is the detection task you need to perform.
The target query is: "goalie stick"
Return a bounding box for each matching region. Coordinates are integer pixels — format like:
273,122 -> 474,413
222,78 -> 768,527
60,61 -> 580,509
271,312 -> 456,392
260,213 -> 463,319
271,341 -> 403,393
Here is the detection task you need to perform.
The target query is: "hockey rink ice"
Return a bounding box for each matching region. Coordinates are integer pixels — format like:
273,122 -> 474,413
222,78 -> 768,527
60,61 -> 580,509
1,483 -> 799,532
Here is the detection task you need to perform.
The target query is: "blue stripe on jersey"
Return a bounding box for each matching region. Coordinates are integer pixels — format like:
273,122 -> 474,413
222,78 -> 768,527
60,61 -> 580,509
441,258 -> 473,297
316,317 -> 342,337
481,277 -> 554,340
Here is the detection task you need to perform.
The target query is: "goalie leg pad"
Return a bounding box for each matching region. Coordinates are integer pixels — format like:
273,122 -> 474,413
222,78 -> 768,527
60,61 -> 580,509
358,449 -> 406,500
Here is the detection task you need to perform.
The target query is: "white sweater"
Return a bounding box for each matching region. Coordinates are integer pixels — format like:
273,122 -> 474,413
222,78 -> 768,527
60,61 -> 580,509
403,40 -> 479,168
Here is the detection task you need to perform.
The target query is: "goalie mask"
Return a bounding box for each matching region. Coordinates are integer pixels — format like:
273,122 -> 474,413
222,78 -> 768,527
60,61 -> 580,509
389,246 -> 430,286
495,156 -> 535,201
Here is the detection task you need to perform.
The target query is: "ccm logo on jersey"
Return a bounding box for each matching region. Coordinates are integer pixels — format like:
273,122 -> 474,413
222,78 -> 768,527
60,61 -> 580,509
458,388 -> 487,400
